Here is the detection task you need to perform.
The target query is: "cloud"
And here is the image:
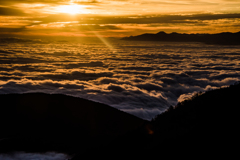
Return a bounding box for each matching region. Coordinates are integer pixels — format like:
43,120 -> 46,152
0,152 -> 70,160
13,65 -> 53,72
0,79 -> 87,94
107,84 -> 125,92
209,73 -> 240,81
73,0 -> 100,5
64,61 -> 107,68
136,83 -> 163,92
37,71 -> 114,81
93,13 -> 240,24
0,79 -> 170,120
1,12 -> 240,37
12,13 -> 237,36
1,41 -> 240,121
0,7 -> 26,16
177,91 -> 199,102
94,77 -> 119,84
0,0 -> 69,5
121,107 -> 164,121
158,77 -> 178,85
0,57 -> 45,64
76,24 -> 122,31
119,66 -> 155,71
81,89 -> 170,120
32,13 -> 240,25
1,0 -> 99,5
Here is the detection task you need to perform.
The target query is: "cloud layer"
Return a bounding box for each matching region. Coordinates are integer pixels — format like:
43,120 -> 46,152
0,152 -> 70,160
1,1 -> 239,157
0,39 -> 240,120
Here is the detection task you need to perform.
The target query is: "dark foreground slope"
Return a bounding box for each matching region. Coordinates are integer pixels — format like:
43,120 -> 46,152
122,31 -> 240,45
75,82 -> 240,159
0,93 -> 147,156
0,82 -> 239,159
150,83 -> 239,157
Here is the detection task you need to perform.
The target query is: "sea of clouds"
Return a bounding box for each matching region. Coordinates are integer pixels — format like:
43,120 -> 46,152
0,152 -> 70,160
0,39 -> 240,120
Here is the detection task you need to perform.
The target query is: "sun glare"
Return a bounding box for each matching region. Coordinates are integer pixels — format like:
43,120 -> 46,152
57,4 -> 83,15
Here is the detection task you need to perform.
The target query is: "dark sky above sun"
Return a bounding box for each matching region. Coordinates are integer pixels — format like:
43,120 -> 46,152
1,0 -> 240,37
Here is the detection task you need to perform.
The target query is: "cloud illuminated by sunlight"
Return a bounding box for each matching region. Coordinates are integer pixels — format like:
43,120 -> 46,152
55,4 -> 87,15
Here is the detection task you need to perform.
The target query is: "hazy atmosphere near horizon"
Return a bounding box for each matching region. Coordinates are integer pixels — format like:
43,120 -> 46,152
1,1 -> 240,160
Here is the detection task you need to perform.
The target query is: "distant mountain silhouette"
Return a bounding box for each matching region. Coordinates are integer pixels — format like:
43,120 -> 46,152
0,37 -> 43,43
0,82 -> 239,159
122,31 -> 240,45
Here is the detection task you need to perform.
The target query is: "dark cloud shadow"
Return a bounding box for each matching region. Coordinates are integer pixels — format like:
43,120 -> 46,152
0,7 -> 26,16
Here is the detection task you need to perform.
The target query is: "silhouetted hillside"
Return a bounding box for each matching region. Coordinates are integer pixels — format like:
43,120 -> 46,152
74,82 -> 240,159
150,82 -> 239,156
0,82 -> 239,159
0,93 -> 147,156
122,31 -> 240,45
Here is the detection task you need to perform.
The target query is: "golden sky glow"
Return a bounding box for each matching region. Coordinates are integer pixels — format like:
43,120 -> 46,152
56,4 -> 85,14
0,0 -> 240,37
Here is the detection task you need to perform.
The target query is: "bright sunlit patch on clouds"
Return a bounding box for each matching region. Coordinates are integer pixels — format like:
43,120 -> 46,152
55,4 -> 88,15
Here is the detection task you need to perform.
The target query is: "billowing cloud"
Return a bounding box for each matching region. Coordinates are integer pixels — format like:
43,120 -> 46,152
1,41 -> 240,121
64,61 -> 107,68
0,0 -> 240,123
37,71 -> 114,81
0,152 -> 70,160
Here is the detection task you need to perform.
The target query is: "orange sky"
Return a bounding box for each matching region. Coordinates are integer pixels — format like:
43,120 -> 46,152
0,0 -> 240,37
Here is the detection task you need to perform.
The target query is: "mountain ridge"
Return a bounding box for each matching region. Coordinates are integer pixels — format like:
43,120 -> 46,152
121,31 -> 240,45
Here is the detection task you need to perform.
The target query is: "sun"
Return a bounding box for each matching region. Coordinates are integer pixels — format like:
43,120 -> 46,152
57,4 -> 83,15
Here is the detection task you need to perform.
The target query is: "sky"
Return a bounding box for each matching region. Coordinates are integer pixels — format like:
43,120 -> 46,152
0,0 -> 240,37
